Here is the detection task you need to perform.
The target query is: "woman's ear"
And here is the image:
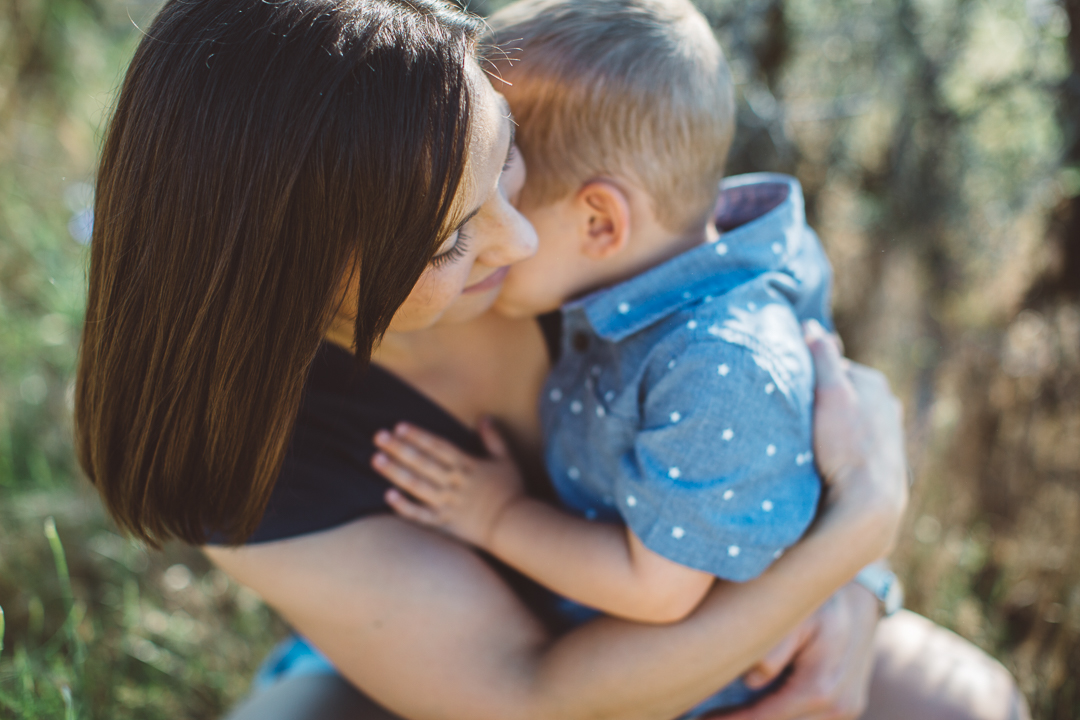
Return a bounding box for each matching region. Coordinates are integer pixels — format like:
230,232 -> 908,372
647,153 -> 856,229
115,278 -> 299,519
575,180 -> 631,260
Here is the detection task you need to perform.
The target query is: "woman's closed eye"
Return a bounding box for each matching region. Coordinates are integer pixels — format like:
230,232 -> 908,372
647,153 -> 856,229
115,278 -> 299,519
430,229 -> 471,269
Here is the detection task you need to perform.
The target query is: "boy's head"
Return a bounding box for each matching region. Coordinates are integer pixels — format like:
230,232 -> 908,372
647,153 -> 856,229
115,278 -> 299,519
486,0 -> 736,316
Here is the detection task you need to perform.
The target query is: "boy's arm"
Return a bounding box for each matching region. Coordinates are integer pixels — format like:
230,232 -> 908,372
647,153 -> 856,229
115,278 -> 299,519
372,420 -> 714,623
492,501 -> 715,623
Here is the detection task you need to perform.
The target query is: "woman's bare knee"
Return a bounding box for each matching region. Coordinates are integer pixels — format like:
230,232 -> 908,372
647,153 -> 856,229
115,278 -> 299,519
862,610 -> 1029,720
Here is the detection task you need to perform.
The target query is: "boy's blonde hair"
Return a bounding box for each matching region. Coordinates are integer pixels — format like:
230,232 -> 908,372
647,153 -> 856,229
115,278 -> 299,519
485,0 -> 735,233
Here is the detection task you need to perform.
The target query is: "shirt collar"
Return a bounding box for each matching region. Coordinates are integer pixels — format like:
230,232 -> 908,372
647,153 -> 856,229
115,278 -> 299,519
566,173 -> 807,342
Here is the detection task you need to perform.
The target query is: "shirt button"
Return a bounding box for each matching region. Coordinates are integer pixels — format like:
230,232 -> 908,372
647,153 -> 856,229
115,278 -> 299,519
572,331 -> 590,352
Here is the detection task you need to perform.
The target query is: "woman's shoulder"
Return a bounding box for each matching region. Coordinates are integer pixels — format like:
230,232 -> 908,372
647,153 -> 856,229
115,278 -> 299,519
243,343 -> 484,544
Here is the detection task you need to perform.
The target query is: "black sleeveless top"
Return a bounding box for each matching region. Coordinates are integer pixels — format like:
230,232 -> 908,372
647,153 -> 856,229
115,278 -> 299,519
246,346 -> 488,543
240,315 -> 568,628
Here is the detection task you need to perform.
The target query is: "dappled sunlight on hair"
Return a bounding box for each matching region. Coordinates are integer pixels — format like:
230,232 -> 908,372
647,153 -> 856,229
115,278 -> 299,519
75,0 -> 483,546
484,0 -> 734,233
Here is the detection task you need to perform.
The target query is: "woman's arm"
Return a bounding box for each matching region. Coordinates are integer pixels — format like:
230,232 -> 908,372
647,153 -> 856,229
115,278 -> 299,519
205,332 -> 907,720
206,507 -> 883,720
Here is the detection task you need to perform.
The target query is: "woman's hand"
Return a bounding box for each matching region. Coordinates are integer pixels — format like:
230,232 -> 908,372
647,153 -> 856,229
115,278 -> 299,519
372,418 -> 526,548
723,582 -> 881,720
804,321 -> 908,559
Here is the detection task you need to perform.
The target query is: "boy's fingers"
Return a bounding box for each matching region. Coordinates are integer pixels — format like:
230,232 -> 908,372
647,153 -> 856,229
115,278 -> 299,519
385,489 -> 441,527
375,431 -> 453,483
478,417 -> 510,459
371,453 -> 442,503
393,423 -> 464,468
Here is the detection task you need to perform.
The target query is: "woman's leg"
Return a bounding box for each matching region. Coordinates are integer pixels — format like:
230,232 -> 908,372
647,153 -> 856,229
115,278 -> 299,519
862,611 -> 1030,720
223,673 -> 405,720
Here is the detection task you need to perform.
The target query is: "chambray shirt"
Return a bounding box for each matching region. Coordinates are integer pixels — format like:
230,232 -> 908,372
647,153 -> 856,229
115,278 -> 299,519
541,173 -> 833,583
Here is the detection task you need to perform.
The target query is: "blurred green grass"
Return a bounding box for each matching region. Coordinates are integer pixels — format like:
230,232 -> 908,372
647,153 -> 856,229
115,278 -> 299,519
0,493 -> 285,718
1,0 -> 1078,717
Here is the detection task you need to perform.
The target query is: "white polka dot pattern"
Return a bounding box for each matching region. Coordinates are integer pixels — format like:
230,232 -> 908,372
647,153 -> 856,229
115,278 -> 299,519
536,175 -> 829,584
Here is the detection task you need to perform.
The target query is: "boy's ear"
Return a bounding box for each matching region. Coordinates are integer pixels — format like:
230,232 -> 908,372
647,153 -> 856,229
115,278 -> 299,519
574,180 -> 631,260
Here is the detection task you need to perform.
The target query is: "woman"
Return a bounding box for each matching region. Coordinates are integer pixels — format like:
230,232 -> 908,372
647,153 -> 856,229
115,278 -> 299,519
74,0 -> 1026,718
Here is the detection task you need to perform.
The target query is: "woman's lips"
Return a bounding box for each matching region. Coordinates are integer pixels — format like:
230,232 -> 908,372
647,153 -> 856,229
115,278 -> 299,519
463,265 -> 510,294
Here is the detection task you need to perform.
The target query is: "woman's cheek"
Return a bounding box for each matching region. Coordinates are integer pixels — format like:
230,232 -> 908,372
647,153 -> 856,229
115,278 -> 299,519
386,266 -> 466,330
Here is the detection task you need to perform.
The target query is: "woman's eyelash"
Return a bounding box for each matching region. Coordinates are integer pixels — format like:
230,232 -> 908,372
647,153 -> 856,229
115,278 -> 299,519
430,230 -> 470,269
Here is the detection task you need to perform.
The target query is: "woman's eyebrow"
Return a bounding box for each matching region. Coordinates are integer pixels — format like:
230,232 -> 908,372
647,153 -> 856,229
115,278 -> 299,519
501,97 -> 516,164
453,206 -> 482,234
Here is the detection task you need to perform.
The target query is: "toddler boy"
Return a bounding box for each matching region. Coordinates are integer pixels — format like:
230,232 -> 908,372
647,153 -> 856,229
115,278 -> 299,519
373,0 -> 834,714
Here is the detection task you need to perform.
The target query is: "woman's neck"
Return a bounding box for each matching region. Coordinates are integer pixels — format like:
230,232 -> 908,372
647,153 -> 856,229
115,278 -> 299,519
327,309 -> 551,495
327,311 -> 548,435
370,318 -> 480,377
323,309 -> 505,377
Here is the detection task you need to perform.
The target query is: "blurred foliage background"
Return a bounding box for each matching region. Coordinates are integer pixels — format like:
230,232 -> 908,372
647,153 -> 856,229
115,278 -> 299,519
0,0 -> 1077,717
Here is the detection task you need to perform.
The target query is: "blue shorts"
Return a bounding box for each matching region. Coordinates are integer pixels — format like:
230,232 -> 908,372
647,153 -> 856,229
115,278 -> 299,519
255,635 -> 786,718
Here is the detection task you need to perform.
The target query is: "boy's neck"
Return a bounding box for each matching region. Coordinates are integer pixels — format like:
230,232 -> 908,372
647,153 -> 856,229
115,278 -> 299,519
587,216 -> 719,295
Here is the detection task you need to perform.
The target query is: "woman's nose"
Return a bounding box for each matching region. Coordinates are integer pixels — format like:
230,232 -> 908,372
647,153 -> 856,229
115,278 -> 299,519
481,200 -> 538,267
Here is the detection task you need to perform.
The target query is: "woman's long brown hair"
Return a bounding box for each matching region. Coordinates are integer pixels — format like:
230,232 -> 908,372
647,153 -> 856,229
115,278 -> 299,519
75,0 -> 482,546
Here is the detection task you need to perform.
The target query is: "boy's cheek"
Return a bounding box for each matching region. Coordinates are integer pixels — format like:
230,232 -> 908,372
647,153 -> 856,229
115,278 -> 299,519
495,257 -> 565,317
499,198 -> 585,314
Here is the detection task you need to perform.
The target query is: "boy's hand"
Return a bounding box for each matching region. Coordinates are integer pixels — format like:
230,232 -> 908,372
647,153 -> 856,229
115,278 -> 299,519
371,418 -> 526,549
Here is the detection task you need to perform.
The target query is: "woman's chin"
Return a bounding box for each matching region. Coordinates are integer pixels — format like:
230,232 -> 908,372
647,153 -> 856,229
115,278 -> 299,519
491,293 -> 538,319
493,282 -> 561,319
437,288 -> 503,325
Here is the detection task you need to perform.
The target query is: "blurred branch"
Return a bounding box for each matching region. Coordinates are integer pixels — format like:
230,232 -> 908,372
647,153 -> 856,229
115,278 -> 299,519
0,0 -> 104,127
